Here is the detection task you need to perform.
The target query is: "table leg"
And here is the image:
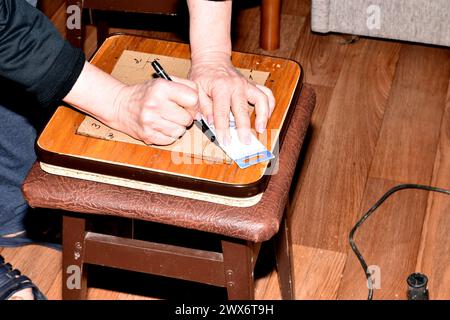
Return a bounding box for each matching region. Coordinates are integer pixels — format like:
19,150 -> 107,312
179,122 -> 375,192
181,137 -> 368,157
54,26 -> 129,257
62,215 -> 88,300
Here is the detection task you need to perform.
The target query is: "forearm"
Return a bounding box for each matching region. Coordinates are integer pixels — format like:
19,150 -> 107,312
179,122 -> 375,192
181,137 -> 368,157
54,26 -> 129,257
63,62 -> 126,127
187,0 -> 232,63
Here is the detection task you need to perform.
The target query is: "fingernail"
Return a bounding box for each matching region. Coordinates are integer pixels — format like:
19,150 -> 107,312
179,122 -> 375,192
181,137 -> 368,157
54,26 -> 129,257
195,112 -> 202,121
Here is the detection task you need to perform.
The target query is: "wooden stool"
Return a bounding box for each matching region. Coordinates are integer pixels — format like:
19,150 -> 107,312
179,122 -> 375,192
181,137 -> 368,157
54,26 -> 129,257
22,84 -> 315,299
65,0 -> 281,50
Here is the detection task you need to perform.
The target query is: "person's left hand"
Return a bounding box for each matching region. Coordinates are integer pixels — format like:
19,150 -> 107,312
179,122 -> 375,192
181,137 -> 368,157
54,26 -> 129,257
189,52 -> 275,145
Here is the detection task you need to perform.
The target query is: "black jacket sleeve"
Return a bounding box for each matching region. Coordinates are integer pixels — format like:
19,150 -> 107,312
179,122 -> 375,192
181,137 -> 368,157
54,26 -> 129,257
0,0 -> 85,107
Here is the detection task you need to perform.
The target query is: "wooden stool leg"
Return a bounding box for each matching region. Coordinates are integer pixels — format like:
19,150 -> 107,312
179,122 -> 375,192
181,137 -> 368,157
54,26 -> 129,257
62,215 -> 88,300
66,0 -> 83,48
222,239 -> 255,300
260,0 -> 281,50
274,213 -> 294,299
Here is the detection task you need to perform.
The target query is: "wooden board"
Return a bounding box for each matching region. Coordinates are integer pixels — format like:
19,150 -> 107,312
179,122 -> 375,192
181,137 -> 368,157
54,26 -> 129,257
369,45 -> 450,184
415,85 -> 450,299
254,244 -> 347,299
291,38 -> 401,252
77,50 -> 271,164
36,35 -> 302,198
338,178 -> 429,300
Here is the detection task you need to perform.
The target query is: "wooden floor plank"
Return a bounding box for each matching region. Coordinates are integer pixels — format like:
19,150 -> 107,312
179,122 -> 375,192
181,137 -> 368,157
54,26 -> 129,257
291,16 -> 349,88
255,244 -> 346,300
290,84 -> 334,207
369,45 -> 450,184
1,245 -> 61,298
415,83 -> 450,300
291,39 -> 401,252
282,0 -> 311,16
338,178 -> 430,300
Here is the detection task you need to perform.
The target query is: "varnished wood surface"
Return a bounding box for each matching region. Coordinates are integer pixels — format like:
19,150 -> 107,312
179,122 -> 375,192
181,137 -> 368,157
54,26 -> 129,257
291,38 -> 402,252
37,35 -> 301,191
415,86 -> 450,299
3,0 -> 450,300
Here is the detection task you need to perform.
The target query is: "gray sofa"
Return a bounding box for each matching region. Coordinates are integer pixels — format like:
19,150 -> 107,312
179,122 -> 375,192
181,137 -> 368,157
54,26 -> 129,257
311,0 -> 450,47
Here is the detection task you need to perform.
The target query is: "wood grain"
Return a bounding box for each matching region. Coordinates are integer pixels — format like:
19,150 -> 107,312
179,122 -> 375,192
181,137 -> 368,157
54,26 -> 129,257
5,0 -> 450,300
415,83 -> 450,300
37,35 -> 301,191
291,39 -> 401,252
0,245 -> 61,299
291,16 -> 349,88
254,244 -> 346,299
290,84 -> 334,208
338,178 -> 430,300
369,45 -> 450,184
281,0 -> 311,16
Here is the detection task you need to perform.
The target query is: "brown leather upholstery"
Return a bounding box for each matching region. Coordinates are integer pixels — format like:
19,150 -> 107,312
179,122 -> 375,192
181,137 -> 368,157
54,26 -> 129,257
23,85 -> 315,242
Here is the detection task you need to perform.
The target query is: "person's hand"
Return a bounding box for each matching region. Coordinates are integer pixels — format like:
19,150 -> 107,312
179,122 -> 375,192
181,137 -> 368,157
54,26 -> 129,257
189,52 -> 275,145
112,77 -> 200,145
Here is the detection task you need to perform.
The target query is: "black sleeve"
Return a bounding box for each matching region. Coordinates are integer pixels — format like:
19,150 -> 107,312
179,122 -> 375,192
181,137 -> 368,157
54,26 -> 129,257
0,0 -> 85,107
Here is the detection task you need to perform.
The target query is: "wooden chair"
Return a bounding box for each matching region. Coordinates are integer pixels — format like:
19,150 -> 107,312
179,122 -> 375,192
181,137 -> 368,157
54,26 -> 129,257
65,0 -> 281,50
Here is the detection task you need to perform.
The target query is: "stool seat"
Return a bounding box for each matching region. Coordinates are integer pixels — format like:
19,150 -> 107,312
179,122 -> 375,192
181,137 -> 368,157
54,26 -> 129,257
23,85 -> 315,243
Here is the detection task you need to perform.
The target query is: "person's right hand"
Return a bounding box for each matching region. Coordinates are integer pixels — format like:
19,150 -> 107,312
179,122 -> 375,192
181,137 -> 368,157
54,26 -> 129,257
112,77 -> 200,145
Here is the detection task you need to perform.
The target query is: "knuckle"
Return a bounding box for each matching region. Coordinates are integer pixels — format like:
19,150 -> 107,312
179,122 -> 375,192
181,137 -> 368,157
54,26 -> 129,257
142,130 -> 156,145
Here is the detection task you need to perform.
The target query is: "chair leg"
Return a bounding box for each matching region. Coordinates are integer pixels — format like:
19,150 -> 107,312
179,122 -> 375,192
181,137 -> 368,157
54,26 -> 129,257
66,0 -> 84,48
222,239 -> 255,300
274,213 -> 294,299
62,215 -> 88,300
260,0 -> 281,50
96,12 -> 109,49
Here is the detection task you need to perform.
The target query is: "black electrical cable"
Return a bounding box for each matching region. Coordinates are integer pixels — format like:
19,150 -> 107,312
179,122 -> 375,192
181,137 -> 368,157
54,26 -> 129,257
349,183 -> 450,300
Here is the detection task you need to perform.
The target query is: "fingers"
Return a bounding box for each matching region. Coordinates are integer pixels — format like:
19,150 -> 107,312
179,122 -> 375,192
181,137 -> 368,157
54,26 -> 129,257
142,130 -> 177,146
198,88 -> 214,124
256,84 -> 276,117
231,86 -> 252,144
211,85 -> 232,146
152,118 -> 187,139
159,102 -> 194,127
247,85 -> 271,133
154,79 -> 199,119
